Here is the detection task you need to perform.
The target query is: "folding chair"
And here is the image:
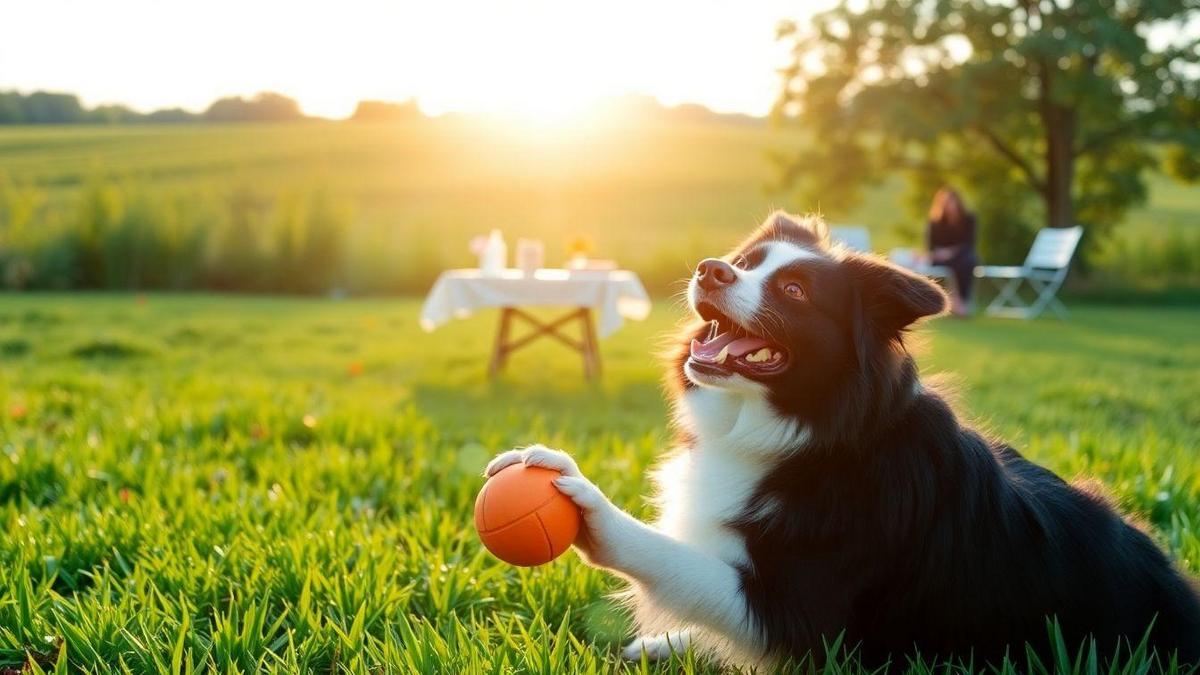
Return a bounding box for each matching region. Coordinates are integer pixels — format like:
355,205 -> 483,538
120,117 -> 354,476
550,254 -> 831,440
829,225 -> 872,252
975,226 -> 1083,319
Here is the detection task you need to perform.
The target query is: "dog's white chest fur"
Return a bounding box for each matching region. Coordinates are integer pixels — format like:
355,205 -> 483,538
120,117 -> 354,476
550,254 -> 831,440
655,444 -> 764,565
654,386 -> 809,565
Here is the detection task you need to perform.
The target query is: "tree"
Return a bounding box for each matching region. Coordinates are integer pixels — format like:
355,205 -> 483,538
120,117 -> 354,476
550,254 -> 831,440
204,92 -> 304,122
18,91 -> 85,124
0,92 -> 24,123
88,104 -> 142,124
144,107 -> 201,124
775,0 -> 1200,259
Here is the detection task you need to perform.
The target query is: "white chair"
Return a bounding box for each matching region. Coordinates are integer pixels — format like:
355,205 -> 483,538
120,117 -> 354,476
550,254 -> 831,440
976,226 -> 1083,319
829,225 -> 872,252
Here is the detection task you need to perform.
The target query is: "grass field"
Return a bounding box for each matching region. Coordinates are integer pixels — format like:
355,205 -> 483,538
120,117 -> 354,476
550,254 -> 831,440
2,120 -> 1198,292
1,293 -> 1198,672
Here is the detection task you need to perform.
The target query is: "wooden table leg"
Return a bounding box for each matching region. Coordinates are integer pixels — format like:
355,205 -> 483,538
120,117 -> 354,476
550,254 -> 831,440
488,307 -> 514,378
579,308 -> 601,380
487,306 -> 602,380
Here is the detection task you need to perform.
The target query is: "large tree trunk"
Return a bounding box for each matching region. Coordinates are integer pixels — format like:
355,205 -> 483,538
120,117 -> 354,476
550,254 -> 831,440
1038,59 -> 1077,230
1044,104 -> 1076,229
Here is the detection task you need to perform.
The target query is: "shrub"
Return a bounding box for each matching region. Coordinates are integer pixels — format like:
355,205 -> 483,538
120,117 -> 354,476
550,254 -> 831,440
1093,224 -> 1200,289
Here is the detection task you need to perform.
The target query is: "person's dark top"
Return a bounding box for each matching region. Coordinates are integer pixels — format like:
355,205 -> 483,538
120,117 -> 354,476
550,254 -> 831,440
927,212 -> 976,261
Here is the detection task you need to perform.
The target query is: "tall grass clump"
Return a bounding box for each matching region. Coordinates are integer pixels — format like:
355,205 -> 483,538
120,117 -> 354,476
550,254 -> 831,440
0,173 -> 354,294
1090,223 -> 1200,292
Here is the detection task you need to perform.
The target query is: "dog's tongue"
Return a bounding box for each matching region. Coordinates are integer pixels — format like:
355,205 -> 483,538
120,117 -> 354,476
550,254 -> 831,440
690,333 -> 772,361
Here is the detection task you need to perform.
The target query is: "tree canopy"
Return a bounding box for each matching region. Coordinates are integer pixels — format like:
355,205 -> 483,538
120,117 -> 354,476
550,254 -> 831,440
204,92 -> 304,123
776,0 -> 1200,259
0,91 -> 86,124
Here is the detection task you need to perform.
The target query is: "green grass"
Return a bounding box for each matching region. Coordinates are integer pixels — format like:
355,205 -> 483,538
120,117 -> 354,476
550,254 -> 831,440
0,293 -> 1198,672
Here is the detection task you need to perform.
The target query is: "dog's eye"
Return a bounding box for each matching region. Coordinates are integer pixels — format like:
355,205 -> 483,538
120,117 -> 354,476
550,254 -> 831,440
783,281 -> 806,299
732,255 -> 748,270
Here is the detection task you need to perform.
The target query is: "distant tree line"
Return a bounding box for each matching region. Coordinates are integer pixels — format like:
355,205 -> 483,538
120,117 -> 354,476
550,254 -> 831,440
0,91 -> 439,125
0,91 -> 314,124
0,90 -> 758,126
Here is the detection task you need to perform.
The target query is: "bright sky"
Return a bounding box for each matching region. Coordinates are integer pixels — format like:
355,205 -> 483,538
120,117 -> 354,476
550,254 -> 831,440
0,0 -> 822,120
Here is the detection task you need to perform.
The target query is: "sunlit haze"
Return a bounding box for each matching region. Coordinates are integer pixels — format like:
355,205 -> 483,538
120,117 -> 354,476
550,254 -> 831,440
1,0 -> 823,120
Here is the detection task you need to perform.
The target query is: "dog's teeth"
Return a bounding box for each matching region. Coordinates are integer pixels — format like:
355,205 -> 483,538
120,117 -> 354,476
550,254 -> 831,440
715,345 -> 729,364
771,351 -> 781,361
745,347 -> 771,363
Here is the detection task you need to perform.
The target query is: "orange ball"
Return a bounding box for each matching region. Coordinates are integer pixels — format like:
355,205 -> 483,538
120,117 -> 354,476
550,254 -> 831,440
474,464 -> 582,566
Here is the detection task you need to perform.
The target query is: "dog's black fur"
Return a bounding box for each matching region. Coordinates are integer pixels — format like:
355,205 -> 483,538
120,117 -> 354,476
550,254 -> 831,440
674,213 -> 1200,667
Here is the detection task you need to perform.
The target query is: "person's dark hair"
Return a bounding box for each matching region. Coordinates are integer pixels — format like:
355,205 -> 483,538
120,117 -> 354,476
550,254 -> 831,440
929,187 -> 969,226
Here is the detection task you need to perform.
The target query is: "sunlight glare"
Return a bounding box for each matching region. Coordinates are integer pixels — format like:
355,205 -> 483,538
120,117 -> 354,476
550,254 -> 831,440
1,0 -> 812,121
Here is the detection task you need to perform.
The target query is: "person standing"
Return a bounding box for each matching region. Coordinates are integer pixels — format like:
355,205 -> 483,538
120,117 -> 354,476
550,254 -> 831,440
926,187 -> 978,317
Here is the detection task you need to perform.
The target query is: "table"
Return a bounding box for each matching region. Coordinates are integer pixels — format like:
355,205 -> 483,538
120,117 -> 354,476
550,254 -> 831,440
420,268 -> 652,379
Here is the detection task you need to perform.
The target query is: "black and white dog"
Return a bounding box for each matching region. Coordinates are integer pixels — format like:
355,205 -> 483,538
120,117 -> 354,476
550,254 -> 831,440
485,212 -> 1200,667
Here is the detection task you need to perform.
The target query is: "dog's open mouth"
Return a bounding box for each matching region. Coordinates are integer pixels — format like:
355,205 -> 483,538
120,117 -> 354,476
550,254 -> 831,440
687,302 -> 788,378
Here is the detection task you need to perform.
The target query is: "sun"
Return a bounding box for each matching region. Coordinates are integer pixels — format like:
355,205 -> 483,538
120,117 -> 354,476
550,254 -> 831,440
394,12 -> 622,127
493,94 -> 597,125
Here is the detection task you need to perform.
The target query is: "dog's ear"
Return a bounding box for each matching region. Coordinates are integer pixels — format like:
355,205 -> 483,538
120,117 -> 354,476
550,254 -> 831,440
845,253 -> 947,334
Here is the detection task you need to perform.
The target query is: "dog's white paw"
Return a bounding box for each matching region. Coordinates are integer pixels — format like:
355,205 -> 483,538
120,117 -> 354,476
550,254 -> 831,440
552,475 -> 607,512
622,631 -> 691,661
520,445 -> 582,477
484,449 -> 523,477
485,444 -> 584,478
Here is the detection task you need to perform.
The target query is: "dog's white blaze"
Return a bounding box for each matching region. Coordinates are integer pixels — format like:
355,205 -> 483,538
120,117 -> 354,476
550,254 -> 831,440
686,240 -> 820,328
723,241 -> 820,326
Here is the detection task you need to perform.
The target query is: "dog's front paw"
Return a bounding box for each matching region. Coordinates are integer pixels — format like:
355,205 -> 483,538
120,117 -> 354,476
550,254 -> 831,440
513,446 -> 609,516
487,444 -> 628,569
622,631 -> 691,662
484,449 -> 524,477
553,472 -> 629,569
519,444 -> 582,477
485,444 -> 582,478
552,475 -> 608,512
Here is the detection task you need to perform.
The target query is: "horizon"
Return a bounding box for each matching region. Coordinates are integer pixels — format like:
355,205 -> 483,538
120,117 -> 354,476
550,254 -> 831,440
0,88 -> 771,123
1,0 -> 818,122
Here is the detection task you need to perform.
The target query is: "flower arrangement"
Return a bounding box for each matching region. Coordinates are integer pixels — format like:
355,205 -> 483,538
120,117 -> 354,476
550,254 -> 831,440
567,235 -> 594,259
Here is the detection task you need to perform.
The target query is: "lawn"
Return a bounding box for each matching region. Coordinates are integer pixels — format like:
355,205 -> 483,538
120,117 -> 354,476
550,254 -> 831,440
0,294 -> 1198,672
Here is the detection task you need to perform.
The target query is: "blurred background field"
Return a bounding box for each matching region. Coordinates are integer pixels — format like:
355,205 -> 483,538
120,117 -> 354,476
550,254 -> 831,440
1,294 -> 1197,671
2,118 -> 1198,296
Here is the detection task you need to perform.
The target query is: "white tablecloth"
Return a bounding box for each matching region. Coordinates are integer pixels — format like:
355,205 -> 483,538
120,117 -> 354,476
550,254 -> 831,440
420,269 -> 652,338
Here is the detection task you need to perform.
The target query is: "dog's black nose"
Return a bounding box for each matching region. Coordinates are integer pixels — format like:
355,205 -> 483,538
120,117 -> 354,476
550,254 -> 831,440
696,258 -> 737,290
